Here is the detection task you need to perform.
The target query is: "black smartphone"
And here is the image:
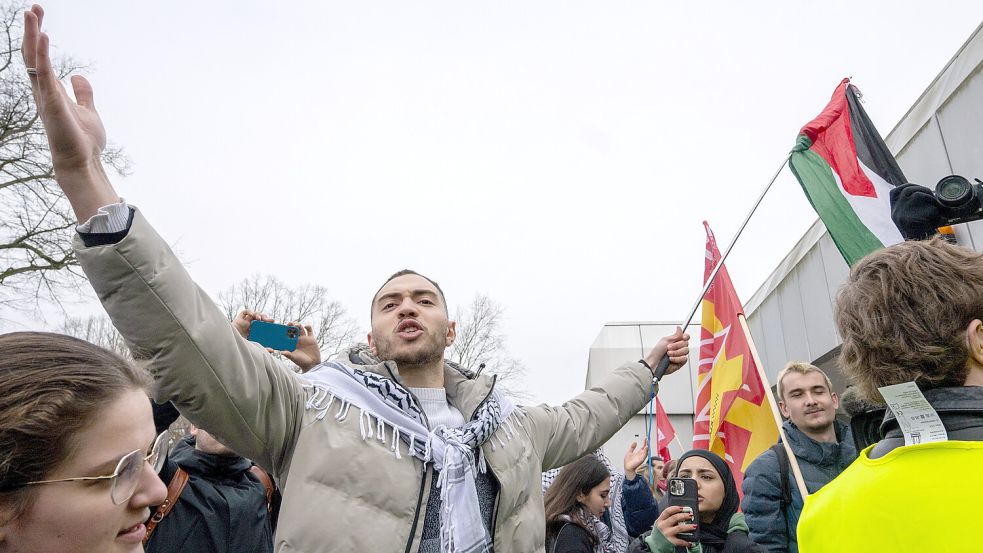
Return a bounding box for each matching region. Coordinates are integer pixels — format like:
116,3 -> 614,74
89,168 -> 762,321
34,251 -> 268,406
666,477 -> 700,542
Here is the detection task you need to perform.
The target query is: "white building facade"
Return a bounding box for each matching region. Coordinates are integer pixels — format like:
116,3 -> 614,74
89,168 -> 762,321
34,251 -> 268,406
587,22 -> 983,462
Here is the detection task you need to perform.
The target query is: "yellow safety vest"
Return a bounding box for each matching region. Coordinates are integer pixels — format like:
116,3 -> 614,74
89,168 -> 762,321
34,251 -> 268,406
797,440 -> 983,552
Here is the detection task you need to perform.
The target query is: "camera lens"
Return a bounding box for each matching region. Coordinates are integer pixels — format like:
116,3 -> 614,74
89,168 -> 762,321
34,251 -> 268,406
935,175 -> 973,207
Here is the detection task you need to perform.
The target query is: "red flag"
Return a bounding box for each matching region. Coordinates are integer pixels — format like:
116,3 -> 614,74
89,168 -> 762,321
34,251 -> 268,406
655,397 -> 675,461
692,222 -> 779,496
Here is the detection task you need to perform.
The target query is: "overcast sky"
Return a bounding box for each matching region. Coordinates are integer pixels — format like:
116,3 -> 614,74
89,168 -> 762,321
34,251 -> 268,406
7,1 -> 983,404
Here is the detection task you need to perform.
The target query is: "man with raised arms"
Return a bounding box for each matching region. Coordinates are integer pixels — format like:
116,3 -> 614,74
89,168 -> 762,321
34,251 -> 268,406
21,6 -> 690,552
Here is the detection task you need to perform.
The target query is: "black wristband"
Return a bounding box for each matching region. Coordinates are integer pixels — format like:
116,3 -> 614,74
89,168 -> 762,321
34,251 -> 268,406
638,358 -> 653,372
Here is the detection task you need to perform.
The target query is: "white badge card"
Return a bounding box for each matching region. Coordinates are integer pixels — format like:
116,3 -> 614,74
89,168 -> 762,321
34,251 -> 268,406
878,382 -> 948,446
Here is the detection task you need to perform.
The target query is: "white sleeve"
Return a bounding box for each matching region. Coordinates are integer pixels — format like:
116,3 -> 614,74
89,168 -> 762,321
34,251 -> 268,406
76,201 -> 131,233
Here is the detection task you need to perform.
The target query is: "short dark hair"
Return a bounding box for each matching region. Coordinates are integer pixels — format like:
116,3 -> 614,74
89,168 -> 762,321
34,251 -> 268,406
835,236 -> 983,402
371,269 -> 448,318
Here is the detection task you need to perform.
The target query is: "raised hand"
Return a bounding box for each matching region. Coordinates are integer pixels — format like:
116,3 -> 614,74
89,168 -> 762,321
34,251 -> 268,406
643,326 -> 690,378
280,323 -> 321,372
232,309 -> 274,339
623,438 -> 649,480
21,5 -> 119,221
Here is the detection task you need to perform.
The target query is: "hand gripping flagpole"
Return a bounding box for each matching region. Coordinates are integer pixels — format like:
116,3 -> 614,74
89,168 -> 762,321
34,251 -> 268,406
647,151 -> 811,499
651,152 -> 792,381
644,153 -> 791,482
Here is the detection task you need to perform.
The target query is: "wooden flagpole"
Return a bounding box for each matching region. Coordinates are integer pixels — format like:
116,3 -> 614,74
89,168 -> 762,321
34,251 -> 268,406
737,313 -> 809,499
671,434 -> 686,458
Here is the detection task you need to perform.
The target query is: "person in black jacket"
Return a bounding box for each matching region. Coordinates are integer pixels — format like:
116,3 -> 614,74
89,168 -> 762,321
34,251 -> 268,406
545,456 -> 612,553
147,400 -> 280,553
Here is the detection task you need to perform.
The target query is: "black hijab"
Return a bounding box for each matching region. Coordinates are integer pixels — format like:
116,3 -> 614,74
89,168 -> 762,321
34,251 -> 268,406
673,449 -> 740,547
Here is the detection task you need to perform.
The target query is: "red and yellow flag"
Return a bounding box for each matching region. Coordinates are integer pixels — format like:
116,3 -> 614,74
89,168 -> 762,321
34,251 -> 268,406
692,222 -> 779,495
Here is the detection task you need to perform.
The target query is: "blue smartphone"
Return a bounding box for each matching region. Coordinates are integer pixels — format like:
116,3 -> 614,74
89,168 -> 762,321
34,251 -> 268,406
248,320 -> 300,352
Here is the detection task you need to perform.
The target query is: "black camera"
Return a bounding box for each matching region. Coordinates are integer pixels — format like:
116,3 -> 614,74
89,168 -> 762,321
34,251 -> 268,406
891,175 -> 983,240
934,175 -> 983,226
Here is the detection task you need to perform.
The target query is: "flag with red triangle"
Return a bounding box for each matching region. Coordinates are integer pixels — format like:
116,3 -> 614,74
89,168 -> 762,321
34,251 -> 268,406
655,396 -> 675,461
692,222 -> 779,495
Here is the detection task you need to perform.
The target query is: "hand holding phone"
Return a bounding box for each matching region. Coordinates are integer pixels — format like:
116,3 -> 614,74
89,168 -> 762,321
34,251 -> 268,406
666,477 -> 700,543
248,320 -> 300,352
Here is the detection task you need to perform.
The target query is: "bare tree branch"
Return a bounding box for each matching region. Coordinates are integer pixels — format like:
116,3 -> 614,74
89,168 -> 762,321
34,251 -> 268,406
450,294 -> 532,403
218,274 -> 362,364
0,1 -> 130,313
60,313 -> 130,357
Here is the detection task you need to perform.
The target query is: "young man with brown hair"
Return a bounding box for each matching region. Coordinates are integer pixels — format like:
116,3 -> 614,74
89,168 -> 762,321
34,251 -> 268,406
739,362 -> 856,553
797,236 -> 983,552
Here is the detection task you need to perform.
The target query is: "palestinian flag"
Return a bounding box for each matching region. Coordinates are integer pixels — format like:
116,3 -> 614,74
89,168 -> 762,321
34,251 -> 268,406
789,78 -> 907,265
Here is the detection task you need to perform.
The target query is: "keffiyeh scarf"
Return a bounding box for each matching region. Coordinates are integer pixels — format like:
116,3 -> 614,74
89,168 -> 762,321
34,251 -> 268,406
542,450 -> 631,553
303,359 -> 522,553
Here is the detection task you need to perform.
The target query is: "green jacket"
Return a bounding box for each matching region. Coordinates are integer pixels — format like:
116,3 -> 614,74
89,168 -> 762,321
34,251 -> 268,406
75,209 -> 660,553
644,513 -> 751,553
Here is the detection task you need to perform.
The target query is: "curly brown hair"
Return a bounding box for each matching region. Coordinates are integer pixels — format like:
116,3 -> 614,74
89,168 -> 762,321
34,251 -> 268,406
0,332 -> 146,524
835,236 -> 983,403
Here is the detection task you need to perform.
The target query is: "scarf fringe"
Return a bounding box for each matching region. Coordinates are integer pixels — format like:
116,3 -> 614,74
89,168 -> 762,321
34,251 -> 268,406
303,379 -> 514,551
304,385 -> 526,465
393,426 -> 402,458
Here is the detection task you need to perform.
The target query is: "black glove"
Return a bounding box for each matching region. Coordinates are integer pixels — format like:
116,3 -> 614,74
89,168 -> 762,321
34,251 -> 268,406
891,183 -> 947,240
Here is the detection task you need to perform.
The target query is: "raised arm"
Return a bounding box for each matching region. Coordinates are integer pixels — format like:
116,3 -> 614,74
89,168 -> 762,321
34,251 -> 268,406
528,329 -> 690,471
22,6 -> 304,474
21,5 -> 118,220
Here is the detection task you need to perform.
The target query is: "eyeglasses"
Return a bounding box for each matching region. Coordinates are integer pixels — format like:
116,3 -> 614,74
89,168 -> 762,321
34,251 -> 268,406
25,432 -> 170,505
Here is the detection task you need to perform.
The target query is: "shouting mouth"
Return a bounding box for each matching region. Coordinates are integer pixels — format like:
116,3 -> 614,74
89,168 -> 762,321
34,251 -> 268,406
396,319 -> 425,340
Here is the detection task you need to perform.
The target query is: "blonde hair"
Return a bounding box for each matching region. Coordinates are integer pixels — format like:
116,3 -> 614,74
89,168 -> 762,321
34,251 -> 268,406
777,361 -> 832,401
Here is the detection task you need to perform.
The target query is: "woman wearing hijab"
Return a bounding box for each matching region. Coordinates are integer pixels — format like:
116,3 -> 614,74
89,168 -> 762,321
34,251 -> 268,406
642,450 -> 763,553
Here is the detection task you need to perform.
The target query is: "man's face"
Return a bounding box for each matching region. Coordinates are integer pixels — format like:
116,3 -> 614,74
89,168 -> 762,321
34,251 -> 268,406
634,460 -> 665,483
368,274 -> 455,368
779,371 -> 839,434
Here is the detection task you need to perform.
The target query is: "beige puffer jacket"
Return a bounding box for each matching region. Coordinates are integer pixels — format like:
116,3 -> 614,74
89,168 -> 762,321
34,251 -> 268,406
75,209 -> 658,553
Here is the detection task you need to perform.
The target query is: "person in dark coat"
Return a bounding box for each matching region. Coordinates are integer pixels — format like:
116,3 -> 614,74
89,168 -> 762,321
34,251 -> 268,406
740,363 -> 857,553
621,440 -> 660,538
147,400 -> 279,553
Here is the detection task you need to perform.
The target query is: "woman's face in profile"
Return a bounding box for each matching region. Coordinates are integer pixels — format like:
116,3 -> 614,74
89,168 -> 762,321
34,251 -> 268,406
1,388 -> 167,552
577,476 -> 612,519
677,456 -> 725,521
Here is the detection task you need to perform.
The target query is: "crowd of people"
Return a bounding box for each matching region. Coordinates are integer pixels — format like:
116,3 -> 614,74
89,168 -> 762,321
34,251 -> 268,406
2,4 -> 983,553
